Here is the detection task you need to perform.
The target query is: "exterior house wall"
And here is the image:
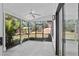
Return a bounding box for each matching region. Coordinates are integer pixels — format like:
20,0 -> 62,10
0,3 -> 3,56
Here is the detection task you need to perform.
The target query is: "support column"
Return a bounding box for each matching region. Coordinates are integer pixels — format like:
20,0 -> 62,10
20,19 -> 22,44
42,22 -> 44,41
2,4 -> 6,52
35,22 -> 36,39
28,22 -> 29,40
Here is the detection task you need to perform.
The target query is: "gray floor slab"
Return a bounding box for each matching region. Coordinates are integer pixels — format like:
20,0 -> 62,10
65,40 -> 78,56
3,40 -> 55,56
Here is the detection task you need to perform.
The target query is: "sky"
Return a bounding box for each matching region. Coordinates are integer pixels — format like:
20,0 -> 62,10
4,3 -> 58,20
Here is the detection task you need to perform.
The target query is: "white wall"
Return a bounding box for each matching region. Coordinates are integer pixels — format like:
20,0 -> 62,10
0,4 -> 3,37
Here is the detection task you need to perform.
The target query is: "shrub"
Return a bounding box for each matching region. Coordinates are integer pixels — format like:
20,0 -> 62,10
5,14 -> 20,48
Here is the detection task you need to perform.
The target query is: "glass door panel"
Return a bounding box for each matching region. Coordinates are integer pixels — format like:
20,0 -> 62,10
64,3 -> 78,56
59,7 -> 63,56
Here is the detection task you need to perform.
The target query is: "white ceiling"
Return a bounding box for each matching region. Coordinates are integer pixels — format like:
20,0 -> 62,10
4,3 -> 58,20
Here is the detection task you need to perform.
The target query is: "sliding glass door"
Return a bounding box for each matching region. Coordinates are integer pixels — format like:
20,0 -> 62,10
56,3 -> 79,56
64,3 -> 78,56
56,4 -> 64,56
59,7 -> 63,56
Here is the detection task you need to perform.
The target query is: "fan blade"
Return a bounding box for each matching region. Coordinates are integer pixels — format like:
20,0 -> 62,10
33,13 -> 41,16
32,14 -> 35,19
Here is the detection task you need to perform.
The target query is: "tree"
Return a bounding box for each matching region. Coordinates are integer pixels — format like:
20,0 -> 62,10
65,19 -> 75,32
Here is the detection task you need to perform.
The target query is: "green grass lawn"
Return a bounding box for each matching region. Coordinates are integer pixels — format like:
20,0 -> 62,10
12,32 -> 49,40
13,31 -> 77,41
65,31 -> 77,40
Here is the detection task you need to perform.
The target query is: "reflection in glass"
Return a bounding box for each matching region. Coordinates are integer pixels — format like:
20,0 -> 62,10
64,4 -> 78,56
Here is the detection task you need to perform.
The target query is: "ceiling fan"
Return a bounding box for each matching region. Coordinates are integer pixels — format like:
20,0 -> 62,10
29,9 -> 41,19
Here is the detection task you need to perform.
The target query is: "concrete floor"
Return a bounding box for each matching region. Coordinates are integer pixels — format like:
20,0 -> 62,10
3,40 -> 55,56
2,40 -> 78,56
65,40 -> 78,56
